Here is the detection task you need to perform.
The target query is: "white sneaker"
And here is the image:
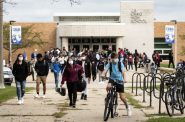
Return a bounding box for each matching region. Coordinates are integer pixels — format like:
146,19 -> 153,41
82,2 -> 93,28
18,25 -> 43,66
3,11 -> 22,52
127,106 -> 132,116
21,98 -> 24,104
42,95 -> 46,98
18,100 -> 22,105
34,94 -> 40,98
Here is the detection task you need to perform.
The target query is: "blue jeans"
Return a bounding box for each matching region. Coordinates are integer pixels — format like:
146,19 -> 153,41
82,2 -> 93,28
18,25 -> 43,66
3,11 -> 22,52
15,80 -> 26,100
54,72 -> 59,89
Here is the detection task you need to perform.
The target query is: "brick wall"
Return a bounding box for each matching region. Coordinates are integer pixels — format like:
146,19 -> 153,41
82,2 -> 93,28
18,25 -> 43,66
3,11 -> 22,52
3,22 -> 57,64
154,22 -> 185,62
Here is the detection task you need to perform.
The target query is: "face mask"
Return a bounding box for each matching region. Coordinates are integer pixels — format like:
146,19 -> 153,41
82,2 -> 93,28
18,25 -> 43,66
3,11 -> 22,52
69,60 -> 73,65
114,58 -> 119,63
18,57 -> 23,61
82,57 -> 86,60
60,60 -> 64,64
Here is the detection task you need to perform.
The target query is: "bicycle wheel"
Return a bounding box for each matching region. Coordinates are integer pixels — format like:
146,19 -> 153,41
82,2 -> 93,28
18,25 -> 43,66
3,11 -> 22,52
111,92 -> 118,118
177,89 -> 184,114
104,93 -> 112,121
165,90 -> 174,117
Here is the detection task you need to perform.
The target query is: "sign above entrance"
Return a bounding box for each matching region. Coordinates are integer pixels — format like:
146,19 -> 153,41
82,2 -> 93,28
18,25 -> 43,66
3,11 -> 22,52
130,9 -> 147,24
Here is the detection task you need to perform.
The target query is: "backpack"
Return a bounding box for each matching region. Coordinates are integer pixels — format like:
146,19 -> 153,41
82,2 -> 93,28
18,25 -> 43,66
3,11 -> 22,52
109,62 -> 122,75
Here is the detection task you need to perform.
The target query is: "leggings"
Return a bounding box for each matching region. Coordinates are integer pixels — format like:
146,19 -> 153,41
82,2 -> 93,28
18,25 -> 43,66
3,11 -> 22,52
67,82 -> 77,105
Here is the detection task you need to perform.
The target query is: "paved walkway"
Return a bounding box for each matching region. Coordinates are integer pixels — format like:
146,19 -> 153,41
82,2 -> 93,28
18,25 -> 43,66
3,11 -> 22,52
0,68 -> 183,122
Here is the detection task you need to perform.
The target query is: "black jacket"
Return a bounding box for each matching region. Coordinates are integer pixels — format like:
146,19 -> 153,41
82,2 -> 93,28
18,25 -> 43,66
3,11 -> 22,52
35,60 -> 49,76
84,60 -> 91,78
13,61 -> 29,82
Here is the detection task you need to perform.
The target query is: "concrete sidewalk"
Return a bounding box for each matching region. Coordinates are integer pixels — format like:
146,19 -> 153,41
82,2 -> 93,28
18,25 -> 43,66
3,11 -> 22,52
0,68 -> 179,122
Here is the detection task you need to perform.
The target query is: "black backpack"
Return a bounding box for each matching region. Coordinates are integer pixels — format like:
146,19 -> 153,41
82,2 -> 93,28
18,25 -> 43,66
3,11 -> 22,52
109,62 -> 122,75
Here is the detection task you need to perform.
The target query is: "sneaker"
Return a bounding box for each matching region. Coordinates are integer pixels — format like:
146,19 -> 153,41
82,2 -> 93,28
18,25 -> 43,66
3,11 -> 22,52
21,98 -> 24,104
69,102 -> 73,107
81,93 -> 84,100
84,95 -> 87,100
127,106 -> 132,116
42,95 -> 46,98
18,100 -> 22,105
34,94 -> 40,98
72,104 -> 76,108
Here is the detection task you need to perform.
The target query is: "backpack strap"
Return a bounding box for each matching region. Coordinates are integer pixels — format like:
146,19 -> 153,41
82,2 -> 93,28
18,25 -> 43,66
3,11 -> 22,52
109,62 -> 112,76
109,62 -> 122,75
118,61 -> 122,73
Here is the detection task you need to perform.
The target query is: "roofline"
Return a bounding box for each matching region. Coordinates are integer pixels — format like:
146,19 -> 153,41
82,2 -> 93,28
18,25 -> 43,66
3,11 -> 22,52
53,13 -> 120,17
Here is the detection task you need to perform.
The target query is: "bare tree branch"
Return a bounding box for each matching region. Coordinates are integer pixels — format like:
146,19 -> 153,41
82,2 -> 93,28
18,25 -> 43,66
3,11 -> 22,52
51,0 -> 80,6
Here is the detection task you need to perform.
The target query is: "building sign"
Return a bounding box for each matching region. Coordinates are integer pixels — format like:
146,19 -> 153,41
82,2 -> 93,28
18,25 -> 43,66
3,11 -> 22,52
165,25 -> 175,44
12,26 -> 22,45
130,9 -> 147,24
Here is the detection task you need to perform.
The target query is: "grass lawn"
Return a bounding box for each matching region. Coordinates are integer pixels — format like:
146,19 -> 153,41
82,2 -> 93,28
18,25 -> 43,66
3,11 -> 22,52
0,86 -> 34,104
124,92 -> 144,108
146,117 -> 185,122
160,63 -> 169,68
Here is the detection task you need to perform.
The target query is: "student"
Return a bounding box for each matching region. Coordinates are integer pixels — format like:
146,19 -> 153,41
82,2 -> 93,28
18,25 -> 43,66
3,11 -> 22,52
168,50 -> 175,68
81,55 -> 91,100
128,53 -> 133,70
13,54 -> 29,105
61,57 -> 84,108
133,50 -> 139,72
51,58 -> 62,90
34,53 -> 49,98
101,52 -> 132,116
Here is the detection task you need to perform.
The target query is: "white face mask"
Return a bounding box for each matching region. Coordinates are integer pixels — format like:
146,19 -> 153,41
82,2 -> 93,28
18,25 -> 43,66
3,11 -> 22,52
60,60 -> 64,64
82,57 -> 86,60
69,60 -> 73,65
114,58 -> 119,63
18,57 -> 23,61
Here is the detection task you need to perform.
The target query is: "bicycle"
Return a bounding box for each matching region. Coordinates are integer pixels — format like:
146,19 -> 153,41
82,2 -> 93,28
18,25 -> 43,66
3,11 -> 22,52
165,77 -> 184,116
103,77 -> 119,121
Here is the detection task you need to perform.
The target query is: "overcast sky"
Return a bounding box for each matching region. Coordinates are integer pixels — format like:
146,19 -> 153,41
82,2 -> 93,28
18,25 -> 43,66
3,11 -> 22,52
3,0 -> 185,22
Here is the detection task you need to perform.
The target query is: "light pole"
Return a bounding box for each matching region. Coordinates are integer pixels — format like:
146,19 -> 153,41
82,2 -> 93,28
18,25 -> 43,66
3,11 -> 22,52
9,20 -> 16,65
0,1 -> 4,88
170,20 -> 177,67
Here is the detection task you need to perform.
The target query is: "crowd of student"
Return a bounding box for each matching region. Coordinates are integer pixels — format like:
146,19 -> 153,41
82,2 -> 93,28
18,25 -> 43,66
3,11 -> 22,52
11,46 -> 180,118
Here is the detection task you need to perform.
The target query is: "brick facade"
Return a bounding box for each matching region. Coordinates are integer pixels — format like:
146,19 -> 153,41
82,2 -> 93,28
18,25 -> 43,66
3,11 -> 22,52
3,22 -> 57,64
3,22 -> 185,64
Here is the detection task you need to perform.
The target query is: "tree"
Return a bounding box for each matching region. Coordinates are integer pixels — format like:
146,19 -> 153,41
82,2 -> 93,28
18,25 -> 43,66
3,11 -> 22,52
0,0 -> 80,88
3,23 -> 47,53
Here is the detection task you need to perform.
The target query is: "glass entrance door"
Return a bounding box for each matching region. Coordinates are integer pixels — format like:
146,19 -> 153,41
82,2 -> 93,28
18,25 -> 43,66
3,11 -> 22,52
73,45 -> 80,54
102,45 -> 109,50
83,45 -> 90,50
93,45 -> 99,52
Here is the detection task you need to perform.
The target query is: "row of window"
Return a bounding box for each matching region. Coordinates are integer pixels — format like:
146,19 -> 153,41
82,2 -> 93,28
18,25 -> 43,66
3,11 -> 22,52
154,38 -> 172,60
68,38 -> 117,44
59,17 -> 120,22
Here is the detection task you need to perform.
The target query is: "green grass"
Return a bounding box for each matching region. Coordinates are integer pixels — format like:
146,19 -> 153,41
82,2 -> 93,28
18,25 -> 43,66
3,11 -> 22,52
124,92 -> 144,108
160,63 -> 169,68
0,86 -> 34,104
146,117 -> 185,122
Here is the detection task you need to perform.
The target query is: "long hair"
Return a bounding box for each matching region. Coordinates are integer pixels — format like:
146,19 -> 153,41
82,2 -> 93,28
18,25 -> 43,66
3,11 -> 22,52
66,57 -> 73,67
15,53 -> 24,64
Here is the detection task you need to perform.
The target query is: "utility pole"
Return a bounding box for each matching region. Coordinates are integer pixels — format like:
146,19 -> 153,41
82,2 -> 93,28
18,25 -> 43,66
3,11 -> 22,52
0,1 -> 5,88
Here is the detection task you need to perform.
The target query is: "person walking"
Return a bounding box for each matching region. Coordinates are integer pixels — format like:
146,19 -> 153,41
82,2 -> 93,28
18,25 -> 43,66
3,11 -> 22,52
168,50 -> 175,68
34,53 -> 49,98
51,58 -> 62,90
81,55 -> 91,100
128,53 -> 133,70
61,57 -> 84,108
133,50 -> 139,72
12,54 -> 29,105
101,52 -> 132,116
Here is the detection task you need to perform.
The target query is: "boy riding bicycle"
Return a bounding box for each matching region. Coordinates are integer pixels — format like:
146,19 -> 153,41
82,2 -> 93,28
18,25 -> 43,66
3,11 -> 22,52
101,52 -> 132,116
